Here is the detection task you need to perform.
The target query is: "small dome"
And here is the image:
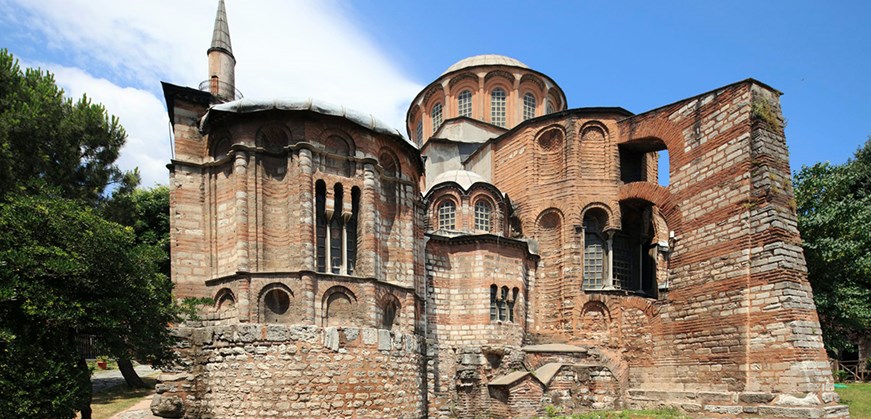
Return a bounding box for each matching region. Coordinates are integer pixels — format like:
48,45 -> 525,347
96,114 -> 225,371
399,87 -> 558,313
443,55 -> 529,75
427,170 -> 488,193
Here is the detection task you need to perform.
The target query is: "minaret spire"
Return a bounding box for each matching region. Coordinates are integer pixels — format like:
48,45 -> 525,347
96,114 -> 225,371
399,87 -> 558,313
206,0 -> 237,102
209,0 -> 233,57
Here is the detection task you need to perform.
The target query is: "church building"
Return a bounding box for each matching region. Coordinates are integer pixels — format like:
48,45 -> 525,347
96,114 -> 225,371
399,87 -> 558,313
152,1 -> 846,418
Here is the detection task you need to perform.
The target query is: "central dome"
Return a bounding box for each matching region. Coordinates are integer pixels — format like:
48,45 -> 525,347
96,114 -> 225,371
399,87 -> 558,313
443,54 -> 529,75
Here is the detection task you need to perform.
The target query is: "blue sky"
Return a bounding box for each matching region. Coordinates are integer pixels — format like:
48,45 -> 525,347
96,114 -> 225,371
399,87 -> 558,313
1,0 -> 868,187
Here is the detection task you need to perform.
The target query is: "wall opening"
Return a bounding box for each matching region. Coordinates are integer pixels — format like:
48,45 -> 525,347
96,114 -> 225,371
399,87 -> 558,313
619,147 -> 647,183
658,149 -> 670,187
615,200 -> 658,296
619,138 -> 668,185
263,288 -> 291,323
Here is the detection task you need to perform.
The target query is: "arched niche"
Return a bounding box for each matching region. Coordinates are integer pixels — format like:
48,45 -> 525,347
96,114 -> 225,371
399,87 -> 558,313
322,286 -> 358,327
534,126 -> 566,183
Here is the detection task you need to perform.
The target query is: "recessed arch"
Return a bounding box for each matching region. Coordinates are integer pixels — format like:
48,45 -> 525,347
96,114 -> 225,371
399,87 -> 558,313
214,288 -> 236,312
255,123 -> 290,153
379,293 -> 401,330
580,202 -> 615,231
322,286 -> 358,327
378,148 -> 400,178
534,125 -> 566,182
580,122 -> 609,179
209,135 -> 232,161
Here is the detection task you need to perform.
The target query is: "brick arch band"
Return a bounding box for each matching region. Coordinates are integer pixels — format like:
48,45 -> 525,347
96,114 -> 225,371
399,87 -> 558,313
617,182 -> 682,233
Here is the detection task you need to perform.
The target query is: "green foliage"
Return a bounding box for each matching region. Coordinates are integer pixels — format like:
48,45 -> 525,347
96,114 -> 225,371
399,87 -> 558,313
0,48 -> 130,205
794,138 -> 871,354
0,194 -> 179,418
102,184 -> 170,277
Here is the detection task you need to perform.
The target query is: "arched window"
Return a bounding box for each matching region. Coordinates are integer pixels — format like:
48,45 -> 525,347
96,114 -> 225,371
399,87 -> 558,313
437,200 -> 456,231
346,187 -> 360,275
583,210 -> 608,290
499,286 -> 509,321
315,182 -> 359,275
457,90 -> 472,118
474,200 -> 492,232
545,99 -> 555,115
508,287 -> 519,322
523,93 -> 536,121
329,185 -> 344,274
315,181 -> 327,272
490,88 -> 506,127
431,102 -> 443,133
490,285 -> 498,321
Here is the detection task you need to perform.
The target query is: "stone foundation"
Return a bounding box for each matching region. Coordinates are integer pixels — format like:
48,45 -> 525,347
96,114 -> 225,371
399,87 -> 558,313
152,324 -> 424,418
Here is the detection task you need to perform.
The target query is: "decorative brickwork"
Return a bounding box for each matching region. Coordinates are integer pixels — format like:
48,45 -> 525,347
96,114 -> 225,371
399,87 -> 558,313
157,9 -> 843,416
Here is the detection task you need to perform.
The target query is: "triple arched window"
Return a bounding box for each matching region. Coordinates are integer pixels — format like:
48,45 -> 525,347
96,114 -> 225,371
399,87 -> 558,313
315,181 -> 360,275
490,285 -> 520,322
490,88 -> 506,127
457,90 -> 472,118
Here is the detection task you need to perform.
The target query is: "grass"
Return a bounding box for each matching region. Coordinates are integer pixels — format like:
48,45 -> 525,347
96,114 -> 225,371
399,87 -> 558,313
836,382 -> 871,419
87,376 -> 157,419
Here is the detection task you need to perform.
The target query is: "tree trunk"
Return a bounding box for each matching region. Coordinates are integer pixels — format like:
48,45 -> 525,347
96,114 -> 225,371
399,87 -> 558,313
78,357 -> 92,419
118,358 -> 146,388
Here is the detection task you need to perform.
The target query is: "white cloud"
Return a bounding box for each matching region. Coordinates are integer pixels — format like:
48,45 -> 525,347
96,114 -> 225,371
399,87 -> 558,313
7,0 -> 423,187
47,65 -> 173,187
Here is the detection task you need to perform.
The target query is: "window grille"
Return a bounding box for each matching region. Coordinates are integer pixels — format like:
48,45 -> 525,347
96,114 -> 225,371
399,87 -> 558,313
584,233 -> 605,289
523,93 -> 536,121
612,234 -> 632,289
437,200 -> 456,230
491,88 -> 506,127
474,200 -> 492,232
458,90 -> 472,118
545,99 -> 555,114
431,102 -> 443,132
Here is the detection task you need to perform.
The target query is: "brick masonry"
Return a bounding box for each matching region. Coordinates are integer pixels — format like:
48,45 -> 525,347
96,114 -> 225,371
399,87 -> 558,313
157,52 -> 845,417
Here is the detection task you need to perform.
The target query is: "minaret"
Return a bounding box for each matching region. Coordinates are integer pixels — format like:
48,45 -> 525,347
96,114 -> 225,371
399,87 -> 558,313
207,0 -> 236,102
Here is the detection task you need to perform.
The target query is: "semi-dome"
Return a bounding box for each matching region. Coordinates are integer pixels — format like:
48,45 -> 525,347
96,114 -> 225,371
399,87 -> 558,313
443,54 -> 529,75
427,169 -> 489,194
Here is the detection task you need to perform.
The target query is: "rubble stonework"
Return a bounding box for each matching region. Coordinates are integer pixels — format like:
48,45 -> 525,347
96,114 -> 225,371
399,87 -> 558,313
154,2 -> 846,417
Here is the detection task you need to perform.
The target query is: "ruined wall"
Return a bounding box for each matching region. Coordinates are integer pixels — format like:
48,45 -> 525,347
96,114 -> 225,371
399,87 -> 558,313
616,81 -> 840,415
153,324 -> 424,419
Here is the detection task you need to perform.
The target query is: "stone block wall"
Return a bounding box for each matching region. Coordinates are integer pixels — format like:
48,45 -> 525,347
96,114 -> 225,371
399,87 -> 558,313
615,81 -> 838,412
152,324 -> 424,419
